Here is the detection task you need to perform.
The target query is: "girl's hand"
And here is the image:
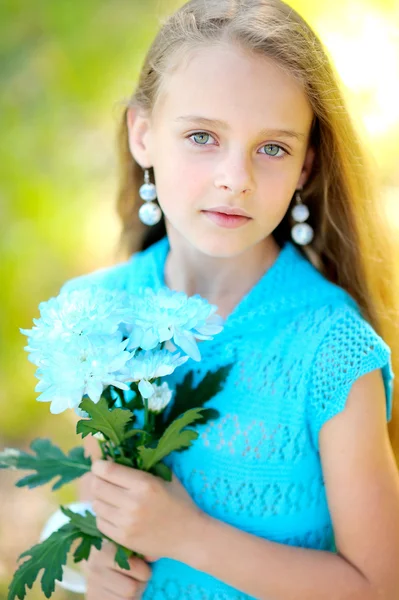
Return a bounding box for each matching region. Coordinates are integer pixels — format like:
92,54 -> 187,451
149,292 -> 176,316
84,539 -> 152,600
91,459 -> 206,561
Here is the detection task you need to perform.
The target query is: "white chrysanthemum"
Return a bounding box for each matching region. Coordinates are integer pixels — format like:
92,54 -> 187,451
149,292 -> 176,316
19,284 -> 222,416
20,287 -> 131,349
124,287 -> 224,361
118,349 -> 189,399
34,334 -> 132,414
146,382 -> 173,413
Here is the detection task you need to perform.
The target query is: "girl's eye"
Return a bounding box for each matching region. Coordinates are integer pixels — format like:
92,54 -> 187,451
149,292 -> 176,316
188,133 -> 287,158
188,132 -> 215,145
259,144 -> 286,158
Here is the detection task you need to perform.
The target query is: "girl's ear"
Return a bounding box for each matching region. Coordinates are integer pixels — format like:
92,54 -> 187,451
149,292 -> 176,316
297,145 -> 315,189
126,106 -> 153,168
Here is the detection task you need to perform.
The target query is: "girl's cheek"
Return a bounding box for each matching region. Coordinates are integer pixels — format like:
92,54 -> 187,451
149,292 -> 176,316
167,160 -> 211,201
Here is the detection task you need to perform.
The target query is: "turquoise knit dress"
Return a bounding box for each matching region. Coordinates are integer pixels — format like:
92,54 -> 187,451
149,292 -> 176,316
61,236 -> 394,599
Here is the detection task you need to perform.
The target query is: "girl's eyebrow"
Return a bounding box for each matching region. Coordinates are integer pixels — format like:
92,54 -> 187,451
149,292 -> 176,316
174,115 -> 306,141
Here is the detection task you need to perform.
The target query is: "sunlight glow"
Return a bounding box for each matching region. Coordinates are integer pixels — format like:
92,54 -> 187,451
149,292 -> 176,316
319,6 -> 399,136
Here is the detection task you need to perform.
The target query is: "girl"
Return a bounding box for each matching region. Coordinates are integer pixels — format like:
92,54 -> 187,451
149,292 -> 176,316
61,0 -> 399,598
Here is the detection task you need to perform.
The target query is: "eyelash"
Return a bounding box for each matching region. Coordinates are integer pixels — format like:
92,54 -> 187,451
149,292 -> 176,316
186,131 -> 289,159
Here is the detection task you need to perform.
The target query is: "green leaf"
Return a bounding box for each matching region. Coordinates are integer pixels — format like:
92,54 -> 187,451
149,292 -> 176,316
138,407 -> 206,471
73,535 -> 101,562
162,364 -> 233,430
60,507 -> 100,540
123,428 -> 151,440
76,397 -> 134,446
152,461 -> 172,481
7,520 -> 102,600
60,508 -> 136,570
6,507 -> 135,599
0,439 -> 91,491
114,546 -> 131,570
114,455 -> 134,467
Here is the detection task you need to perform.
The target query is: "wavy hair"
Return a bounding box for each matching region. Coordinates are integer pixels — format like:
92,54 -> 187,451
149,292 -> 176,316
115,0 -> 399,458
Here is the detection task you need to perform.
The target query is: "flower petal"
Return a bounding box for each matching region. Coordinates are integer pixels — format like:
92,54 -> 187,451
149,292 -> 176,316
173,329 -> 201,362
138,379 -> 155,399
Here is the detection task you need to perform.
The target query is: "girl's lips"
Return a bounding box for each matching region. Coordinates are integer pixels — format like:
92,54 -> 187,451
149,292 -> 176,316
202,210 -> 252,229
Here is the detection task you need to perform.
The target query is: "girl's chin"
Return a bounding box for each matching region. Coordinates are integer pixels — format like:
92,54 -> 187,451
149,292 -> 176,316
189,235 -> 256,259
167,217 -> 261,257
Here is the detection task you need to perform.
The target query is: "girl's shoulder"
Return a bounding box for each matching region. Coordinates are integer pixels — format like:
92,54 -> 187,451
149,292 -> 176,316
256,244 -> 395,446
58,237 -> 167,295
303,294 -> 395,451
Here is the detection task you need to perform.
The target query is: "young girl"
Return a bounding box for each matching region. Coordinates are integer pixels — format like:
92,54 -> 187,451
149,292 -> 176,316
61,0 -> 399,598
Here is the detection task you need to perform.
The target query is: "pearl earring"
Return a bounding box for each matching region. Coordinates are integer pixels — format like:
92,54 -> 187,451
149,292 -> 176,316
138,168 -> 163,226
290,189 -> 314,245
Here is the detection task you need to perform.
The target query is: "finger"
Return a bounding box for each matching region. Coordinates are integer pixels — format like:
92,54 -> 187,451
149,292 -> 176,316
95,516 -> 122,544
86,584 -> 127,600
91,542 -> 152,581
87,569 -> 141,599
112,556 -> 152,583
91,476 -> 131,508
92,498 -> 124,526
87,583 -> 137,600
103,581 -> 143,600
92,460 -> 153,489
87,545 -> 103,568
87,542 -> 114,570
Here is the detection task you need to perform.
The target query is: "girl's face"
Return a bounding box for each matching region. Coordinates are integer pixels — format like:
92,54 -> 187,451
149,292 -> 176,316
128,43 -> 315,258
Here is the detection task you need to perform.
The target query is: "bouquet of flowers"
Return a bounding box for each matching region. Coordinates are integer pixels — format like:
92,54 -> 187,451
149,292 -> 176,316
0,285 -> 232,600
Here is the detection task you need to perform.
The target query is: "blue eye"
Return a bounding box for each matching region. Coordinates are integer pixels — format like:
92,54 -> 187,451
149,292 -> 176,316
188,133 -> 287,157
189,132 -> 214,145
260,144 -> 286,158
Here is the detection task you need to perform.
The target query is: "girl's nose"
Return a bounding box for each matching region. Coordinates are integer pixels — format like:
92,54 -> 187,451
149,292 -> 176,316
213,152 -> 254,196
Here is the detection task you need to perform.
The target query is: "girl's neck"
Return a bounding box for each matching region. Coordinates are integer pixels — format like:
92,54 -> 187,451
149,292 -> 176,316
163,234 -> 281,320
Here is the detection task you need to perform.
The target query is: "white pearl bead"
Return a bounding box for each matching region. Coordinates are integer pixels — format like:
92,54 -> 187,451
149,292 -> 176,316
291,223 -> 314,245
291,203 -> 310,222
139,202 -> 162,226
139,183 -> 157,202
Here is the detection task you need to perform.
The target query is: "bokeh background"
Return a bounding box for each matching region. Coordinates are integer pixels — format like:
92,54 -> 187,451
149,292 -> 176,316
1,1 -> 398,598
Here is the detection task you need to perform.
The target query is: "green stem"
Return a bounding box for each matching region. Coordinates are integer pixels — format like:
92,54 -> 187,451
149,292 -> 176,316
107,441 -> 128,464
98,440 -> 106,460
149,410 -> 154,431
144,396 -> 149,428
124,428 -> 152,440
141,395 -> 149,446
107,443 -> 116,460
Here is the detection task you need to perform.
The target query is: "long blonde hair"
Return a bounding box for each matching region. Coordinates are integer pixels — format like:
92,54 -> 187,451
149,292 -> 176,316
116,0 -> 399,459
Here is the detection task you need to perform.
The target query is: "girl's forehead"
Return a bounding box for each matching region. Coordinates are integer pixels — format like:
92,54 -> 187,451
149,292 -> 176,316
153,43 -> 313,135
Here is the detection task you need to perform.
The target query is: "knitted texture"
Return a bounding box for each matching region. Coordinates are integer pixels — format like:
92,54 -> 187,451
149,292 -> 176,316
60,237 -> 394,599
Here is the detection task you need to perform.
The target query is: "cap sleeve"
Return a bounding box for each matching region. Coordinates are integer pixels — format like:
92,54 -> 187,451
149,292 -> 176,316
307,308 -> 395,452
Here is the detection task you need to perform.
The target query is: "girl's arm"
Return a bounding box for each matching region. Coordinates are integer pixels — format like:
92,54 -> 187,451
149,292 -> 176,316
177,368 -> 399,600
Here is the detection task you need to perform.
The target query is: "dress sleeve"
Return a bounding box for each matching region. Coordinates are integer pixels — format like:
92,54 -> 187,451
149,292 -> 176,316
307,308 -> 395,452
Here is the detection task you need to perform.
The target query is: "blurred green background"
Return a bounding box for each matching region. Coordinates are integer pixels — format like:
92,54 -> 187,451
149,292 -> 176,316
0,1 -> 398,598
